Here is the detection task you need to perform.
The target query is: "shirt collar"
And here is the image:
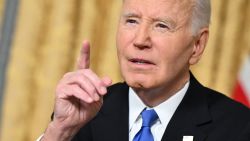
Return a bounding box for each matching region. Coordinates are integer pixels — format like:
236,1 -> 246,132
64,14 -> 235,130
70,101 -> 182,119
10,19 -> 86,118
129,87 -> 146,130
129,81 -> 190,130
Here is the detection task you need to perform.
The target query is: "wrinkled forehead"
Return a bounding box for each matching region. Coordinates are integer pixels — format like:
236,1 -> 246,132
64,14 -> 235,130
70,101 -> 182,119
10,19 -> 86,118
122,0 -> 194,19
122,0 -> 194,8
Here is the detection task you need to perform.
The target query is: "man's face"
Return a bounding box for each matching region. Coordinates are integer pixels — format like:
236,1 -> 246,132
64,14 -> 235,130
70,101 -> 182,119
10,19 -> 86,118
116,0 -> 204,90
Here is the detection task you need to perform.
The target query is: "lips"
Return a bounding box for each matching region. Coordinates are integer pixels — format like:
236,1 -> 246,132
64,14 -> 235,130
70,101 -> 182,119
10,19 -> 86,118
129,58 -> 155,65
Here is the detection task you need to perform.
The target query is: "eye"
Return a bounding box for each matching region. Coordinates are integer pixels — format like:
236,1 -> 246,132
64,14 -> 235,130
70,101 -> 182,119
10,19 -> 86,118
154,22 -> 174,33
125,18 -> 138,25
155,23 -> 169,29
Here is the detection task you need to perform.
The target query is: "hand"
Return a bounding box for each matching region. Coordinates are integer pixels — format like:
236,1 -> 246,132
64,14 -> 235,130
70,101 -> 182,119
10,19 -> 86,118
42,41 -> 112,141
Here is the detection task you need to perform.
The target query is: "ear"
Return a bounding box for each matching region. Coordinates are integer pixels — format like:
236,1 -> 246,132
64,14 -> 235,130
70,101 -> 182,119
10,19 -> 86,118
189,28 -> 209,65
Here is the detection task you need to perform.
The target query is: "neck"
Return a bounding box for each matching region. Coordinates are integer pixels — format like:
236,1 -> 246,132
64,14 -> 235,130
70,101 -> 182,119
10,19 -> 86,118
133,73 -> 190,107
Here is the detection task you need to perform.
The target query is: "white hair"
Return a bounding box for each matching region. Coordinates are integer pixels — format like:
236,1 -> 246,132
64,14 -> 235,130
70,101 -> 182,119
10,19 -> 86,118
191,0 -> 211,35
121,0 -> 211,35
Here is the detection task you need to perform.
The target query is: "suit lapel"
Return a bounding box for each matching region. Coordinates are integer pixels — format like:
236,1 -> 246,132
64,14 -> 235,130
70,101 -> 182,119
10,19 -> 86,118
161,74 -> 212,141
91,83 -> 129,141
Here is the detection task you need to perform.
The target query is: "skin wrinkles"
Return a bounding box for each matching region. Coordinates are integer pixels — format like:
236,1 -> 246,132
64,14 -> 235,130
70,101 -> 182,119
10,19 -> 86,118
122,0 -> 195,34
116,0 -> 208,107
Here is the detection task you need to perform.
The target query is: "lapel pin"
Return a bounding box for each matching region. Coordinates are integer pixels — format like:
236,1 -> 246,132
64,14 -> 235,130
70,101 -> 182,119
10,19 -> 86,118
182,136 -> 194,141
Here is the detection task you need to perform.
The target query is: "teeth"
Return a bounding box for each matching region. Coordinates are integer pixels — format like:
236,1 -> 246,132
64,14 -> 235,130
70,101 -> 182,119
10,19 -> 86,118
136,61 -> 145,64
132,60 -> 146,64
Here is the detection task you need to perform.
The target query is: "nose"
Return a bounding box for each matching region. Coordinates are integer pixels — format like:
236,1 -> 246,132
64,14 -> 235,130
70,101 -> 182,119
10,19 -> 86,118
133,24 -> 152,49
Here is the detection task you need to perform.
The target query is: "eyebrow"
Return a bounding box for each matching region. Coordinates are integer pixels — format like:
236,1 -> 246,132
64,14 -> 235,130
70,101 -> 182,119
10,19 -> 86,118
122,12 -> 141,18
123,12 -> 174,22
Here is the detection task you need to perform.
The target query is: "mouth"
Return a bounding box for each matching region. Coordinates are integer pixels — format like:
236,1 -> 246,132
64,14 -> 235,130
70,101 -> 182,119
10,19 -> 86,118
129,58 -> 155,65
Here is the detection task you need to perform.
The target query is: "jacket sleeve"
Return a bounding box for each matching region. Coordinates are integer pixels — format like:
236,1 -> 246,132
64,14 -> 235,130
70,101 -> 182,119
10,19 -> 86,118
72,122 -> 93,141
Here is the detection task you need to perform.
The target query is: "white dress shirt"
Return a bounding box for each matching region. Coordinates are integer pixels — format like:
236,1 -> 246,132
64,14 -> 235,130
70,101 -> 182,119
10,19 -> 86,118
129,81 -> 189,141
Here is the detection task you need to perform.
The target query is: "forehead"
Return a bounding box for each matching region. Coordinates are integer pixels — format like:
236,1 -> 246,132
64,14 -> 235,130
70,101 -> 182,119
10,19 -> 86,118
122,0 -> 193,21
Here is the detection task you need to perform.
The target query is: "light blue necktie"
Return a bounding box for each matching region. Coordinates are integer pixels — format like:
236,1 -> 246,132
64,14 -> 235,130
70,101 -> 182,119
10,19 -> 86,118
133,109 -> 158,141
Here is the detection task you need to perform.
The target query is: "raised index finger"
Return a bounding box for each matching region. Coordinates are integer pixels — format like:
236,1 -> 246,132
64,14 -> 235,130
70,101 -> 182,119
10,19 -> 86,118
77,40 -> 90,69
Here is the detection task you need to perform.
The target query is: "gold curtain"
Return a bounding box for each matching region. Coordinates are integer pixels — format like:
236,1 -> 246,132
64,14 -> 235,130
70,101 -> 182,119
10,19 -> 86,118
0,0 -> 250,141
0,0 -> 122,140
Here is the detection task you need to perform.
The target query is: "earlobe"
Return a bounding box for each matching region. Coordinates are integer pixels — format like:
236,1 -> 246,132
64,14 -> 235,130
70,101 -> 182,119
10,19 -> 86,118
189,28 -> 209,65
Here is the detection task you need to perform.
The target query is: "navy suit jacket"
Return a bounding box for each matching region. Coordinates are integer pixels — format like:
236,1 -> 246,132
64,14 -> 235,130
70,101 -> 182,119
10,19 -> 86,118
72,74 -> 250,141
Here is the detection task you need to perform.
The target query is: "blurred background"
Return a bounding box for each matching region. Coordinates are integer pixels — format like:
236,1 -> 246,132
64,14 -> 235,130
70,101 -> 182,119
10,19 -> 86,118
0,0 -> 250,141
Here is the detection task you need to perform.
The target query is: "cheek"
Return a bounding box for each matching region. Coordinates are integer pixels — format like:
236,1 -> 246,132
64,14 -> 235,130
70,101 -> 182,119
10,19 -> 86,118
116,29 -> 125,59
153,38 -> 177,65
154,37 -> 192,73
116,29 -> 136,59
117,25 -> 136,45
116,31 -> 128,61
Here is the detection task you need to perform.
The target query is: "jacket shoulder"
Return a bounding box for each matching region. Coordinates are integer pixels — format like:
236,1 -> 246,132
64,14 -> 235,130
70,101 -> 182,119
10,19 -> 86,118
203,87 -> 250,118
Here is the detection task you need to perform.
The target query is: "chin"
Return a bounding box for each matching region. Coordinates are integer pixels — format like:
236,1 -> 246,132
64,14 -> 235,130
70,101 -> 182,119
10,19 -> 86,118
120,65 -> 160,89
124,73 -> 157,89
127,81 -> 148,89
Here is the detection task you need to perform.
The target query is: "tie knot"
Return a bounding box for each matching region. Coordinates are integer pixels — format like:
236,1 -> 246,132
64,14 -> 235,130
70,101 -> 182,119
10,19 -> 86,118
141,109 -> 158,127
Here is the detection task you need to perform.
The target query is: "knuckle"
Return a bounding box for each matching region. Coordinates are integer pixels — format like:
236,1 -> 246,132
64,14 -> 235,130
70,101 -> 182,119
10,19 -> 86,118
89,87 -> 96,94
73,86 -> 82,95
56,84 -> 63,91
63,72 -> 73,78
82,68 -> 92,75
55,84 -> 65,95
96,80 -> 104,87
63,71 -> 83,79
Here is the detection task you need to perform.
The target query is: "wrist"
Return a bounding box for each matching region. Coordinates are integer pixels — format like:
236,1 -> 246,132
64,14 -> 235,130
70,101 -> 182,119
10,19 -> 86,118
42,121 -> 78,141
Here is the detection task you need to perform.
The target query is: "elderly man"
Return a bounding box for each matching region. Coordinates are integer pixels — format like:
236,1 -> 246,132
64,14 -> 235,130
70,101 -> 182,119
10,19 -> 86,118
41,0 -> 250,141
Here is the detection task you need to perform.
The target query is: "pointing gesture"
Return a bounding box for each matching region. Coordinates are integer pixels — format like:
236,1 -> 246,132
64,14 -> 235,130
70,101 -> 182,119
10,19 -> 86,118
42,40 -> 112,141
77,41 -> 90,69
